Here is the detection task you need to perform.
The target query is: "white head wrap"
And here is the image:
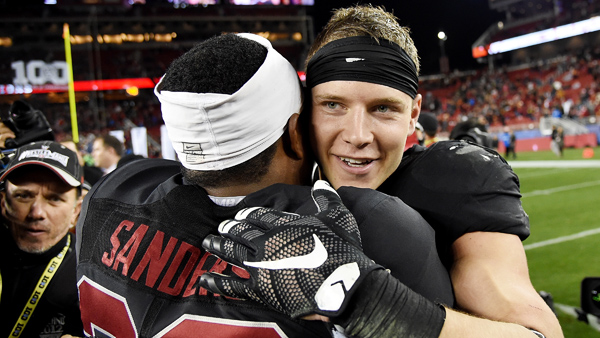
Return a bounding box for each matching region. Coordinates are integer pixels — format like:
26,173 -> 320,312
154,33 -> 302,170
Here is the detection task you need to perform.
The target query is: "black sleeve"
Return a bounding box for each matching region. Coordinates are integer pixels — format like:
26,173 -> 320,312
337,187 -> 455,307
381,140 -> 530,243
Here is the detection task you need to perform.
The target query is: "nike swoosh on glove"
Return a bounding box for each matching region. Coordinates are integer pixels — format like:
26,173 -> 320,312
200,180 -> 382,318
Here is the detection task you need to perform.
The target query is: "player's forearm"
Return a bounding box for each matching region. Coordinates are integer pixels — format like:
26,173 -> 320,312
450,233 -> 564,338
447,295 -> 564,338
449,283 -> 563,338
332,269 -> 445,338
440,309 -> 551,338
332,269 -> 560,338
457,284 -> 565,338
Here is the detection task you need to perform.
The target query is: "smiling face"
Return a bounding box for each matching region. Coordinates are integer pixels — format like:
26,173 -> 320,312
310,81 -> 421,189
1,167 -> 81,253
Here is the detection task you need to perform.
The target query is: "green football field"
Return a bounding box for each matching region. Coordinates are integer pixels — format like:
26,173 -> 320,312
508,146 -> 600,337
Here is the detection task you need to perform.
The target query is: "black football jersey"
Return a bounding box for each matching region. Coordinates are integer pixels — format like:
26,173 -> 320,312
76,158 -> 453,338
379,140 -> 530,268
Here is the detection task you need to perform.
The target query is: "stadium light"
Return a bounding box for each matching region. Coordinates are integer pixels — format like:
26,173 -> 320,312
473,16 -> 600,58
438,31 -> 449,73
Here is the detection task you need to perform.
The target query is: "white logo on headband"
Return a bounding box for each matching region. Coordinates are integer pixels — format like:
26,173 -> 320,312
346,58 -> 365,62
186,154 -> 205,164
182,143 -> 205,164
183,143 -> 202,153
19,147 -> 70,167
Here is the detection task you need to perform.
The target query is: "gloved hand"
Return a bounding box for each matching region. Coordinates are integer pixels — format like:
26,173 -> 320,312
200,180 -> 382,318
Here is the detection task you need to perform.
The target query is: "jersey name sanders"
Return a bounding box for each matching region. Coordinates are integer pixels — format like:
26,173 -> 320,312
99,216 -> 247,298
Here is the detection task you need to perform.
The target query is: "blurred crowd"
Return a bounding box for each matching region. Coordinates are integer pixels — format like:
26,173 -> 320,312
420,47 -> 600,134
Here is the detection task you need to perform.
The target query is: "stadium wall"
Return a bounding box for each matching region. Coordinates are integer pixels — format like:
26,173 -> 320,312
497,132 -> 597,153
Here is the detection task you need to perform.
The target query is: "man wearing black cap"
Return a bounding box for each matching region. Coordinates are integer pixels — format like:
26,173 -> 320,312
417,112 -> 440,147
0,141 -> 84,337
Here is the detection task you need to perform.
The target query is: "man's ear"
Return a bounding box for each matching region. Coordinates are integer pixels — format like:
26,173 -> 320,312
108,146 -> 118,157
284,113 -> 305,160
70,194 -> 83,227
408,93 -> 423,136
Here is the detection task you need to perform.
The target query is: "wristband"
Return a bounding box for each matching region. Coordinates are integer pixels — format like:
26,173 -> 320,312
333,269 -> 446,338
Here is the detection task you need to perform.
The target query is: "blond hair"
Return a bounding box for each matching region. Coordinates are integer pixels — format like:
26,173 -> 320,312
307,4 -> 420,74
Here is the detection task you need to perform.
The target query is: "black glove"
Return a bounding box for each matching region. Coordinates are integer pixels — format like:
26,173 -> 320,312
200,180 -> 382,318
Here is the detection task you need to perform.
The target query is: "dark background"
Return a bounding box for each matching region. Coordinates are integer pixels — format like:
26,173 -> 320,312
311,0 -> 505,75
1,0 -> 506,76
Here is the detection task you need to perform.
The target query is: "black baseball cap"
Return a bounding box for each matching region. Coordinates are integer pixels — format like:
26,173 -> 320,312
0,141 -> 82,187
418,112 -> 439,134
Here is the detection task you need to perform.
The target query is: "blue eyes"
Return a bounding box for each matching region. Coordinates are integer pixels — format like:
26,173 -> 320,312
377,105 -> 389,113
325,102 -> 389,112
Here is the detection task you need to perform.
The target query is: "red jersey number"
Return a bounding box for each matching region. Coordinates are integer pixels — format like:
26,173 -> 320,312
78,277 -> 287,338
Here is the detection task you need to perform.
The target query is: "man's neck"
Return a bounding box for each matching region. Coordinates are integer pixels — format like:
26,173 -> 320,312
202,157 -> 311,198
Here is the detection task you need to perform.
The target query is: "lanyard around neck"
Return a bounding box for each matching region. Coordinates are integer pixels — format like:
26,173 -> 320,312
9,234 -> 71,338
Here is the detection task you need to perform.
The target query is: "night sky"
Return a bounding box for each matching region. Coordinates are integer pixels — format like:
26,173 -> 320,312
310,0 -> 505,75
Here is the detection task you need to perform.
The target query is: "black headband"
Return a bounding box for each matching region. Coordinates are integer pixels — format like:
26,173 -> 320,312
306,36 -> 419,99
